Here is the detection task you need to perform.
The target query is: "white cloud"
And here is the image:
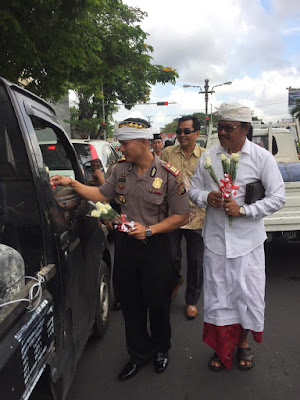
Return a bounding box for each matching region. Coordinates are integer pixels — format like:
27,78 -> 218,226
282,27 -> 300,35
114,0 -> 300,129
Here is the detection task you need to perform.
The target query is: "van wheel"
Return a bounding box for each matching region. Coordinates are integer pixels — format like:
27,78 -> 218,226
93,260 -> 111,338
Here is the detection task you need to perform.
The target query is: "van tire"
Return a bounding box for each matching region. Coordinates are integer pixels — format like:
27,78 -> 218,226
93,260 -> 111,338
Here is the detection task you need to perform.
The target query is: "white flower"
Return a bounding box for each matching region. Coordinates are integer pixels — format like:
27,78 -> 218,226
230,153 -> 240,162
204,156 -> 212,168
91,210 -> 101,218
220,153 -> 227,161
103,203 -> 112,211
96,201 -> 103,210
99,207 -> 108,214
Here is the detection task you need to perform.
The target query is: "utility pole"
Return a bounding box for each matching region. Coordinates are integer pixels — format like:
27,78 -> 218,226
204,79 -> 209,135
101,85 -> 106,140
146,115 -> 153,125
198,79 -> 232,134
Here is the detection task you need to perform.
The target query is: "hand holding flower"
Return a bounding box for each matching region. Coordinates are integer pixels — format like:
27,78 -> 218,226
223,198 -> 240,217
128,222 -> 148,240
207,191 -> 223,208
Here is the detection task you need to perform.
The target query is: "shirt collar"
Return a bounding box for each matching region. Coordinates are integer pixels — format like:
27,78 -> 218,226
132,153 -> 160,175
216,138 -> 250,155
177,144 -> 201,157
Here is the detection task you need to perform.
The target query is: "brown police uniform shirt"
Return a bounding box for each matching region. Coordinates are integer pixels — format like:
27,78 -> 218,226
99,154 -> 190,227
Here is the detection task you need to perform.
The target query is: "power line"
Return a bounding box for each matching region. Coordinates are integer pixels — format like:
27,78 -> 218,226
255,101 -> 286,108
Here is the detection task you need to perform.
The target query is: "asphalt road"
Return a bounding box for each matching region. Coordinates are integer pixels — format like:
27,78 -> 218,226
66,237 -> 300,400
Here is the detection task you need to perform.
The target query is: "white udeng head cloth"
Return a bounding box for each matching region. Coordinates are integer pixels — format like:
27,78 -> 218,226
218,103 -> 252,123
114,120 -> 153,141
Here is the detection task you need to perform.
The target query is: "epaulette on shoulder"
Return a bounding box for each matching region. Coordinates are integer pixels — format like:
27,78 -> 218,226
163,162 -> 180,177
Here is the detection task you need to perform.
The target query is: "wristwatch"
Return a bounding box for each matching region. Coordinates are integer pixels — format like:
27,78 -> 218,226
239,206 -> 246,217
145,226 -> 153,237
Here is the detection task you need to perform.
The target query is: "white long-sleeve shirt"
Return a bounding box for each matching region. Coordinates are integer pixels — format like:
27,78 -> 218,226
189,139 -> 285,258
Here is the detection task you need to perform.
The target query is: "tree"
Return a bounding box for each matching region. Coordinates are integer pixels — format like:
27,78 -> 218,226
290,99 -> 300,120
0,0 -> 101,99
70,2 -> 178,138
0,1 -> 178,138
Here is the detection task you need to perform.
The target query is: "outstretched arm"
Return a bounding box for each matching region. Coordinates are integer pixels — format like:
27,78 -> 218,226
50,175 -> 109,203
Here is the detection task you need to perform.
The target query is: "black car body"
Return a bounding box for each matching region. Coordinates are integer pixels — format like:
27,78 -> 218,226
0,77 -> 111,400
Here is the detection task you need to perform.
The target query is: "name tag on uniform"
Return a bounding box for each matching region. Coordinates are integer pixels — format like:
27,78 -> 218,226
149,189 -> 162,195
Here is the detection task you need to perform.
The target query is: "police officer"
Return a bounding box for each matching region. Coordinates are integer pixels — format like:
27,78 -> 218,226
151,133 -> 164,158
50,118 -> 189,381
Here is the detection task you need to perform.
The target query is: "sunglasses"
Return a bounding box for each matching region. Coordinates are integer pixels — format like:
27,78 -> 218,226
176,128 -> 196,135
217,124 -> 242,133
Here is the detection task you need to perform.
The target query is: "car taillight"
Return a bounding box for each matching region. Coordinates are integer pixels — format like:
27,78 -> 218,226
48,145 -> 56,150
89,144 -> 98,160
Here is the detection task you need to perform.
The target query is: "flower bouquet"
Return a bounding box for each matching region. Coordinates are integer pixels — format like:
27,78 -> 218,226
204,153 -> 240,227
88,201 -> 147,242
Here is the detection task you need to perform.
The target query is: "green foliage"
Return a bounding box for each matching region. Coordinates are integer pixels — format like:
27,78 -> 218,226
0,0 -> 179,138
68,106 -> 102,139
0,0 -> 99,99
290,99 -> 300,120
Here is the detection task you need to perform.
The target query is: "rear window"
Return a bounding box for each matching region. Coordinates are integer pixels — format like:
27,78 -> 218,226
40,143 -> 72,170
253,135 -> 278,155
253,136 -> 268,149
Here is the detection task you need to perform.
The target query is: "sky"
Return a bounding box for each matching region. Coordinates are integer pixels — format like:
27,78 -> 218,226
113,0 -> 300,131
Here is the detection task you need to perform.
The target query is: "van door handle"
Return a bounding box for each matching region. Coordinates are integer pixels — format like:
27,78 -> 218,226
60,231 -> 70,250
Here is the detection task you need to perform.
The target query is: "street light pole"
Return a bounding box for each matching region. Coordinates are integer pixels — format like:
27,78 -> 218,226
101,85 -> 106,140
204,79 -> 209,134
183,80 -> 232,135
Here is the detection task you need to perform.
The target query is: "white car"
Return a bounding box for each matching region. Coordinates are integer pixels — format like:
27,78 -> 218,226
83,139 -> 120,174
39,139 -> 120,180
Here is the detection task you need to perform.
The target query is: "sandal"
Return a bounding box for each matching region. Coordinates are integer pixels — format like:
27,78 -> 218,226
237,347 -> 255,370
208,352 -> 225,372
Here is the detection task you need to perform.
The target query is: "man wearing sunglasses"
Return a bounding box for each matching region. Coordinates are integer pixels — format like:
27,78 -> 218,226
161,116 -> 206,320
189,103 -> 285,372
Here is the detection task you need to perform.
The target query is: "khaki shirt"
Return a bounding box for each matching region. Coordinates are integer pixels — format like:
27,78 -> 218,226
99,154 -> 190,226
161,144 -> 206,230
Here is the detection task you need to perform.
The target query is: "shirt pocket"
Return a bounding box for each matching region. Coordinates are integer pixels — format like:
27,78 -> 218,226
144,188 -> 165,205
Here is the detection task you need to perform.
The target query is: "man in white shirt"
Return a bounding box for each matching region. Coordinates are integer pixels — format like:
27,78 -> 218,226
189,103 -> 285,371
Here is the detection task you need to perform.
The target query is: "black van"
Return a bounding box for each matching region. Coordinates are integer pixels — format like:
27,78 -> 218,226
0,77 -> 112,400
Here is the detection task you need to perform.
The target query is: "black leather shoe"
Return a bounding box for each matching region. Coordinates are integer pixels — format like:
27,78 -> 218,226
118,362 -> 139,381
154,352 -> 169,373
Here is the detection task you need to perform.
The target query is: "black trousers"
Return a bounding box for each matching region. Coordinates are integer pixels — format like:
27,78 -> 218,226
111,228 -> 122,302
116,233 -> 175,365
168,228 -> 204,305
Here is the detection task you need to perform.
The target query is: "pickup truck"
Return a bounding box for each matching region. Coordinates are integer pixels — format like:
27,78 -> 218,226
0,77 -> 112,399
206,122 -> 300,242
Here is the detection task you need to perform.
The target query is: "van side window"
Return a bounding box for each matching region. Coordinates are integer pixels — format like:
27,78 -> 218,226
30,117 -> 82,213
31,117 -> 74,178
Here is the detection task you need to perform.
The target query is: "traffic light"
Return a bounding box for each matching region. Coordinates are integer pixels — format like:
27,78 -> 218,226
157,101 -> 168,106
206,117 -> 209,121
